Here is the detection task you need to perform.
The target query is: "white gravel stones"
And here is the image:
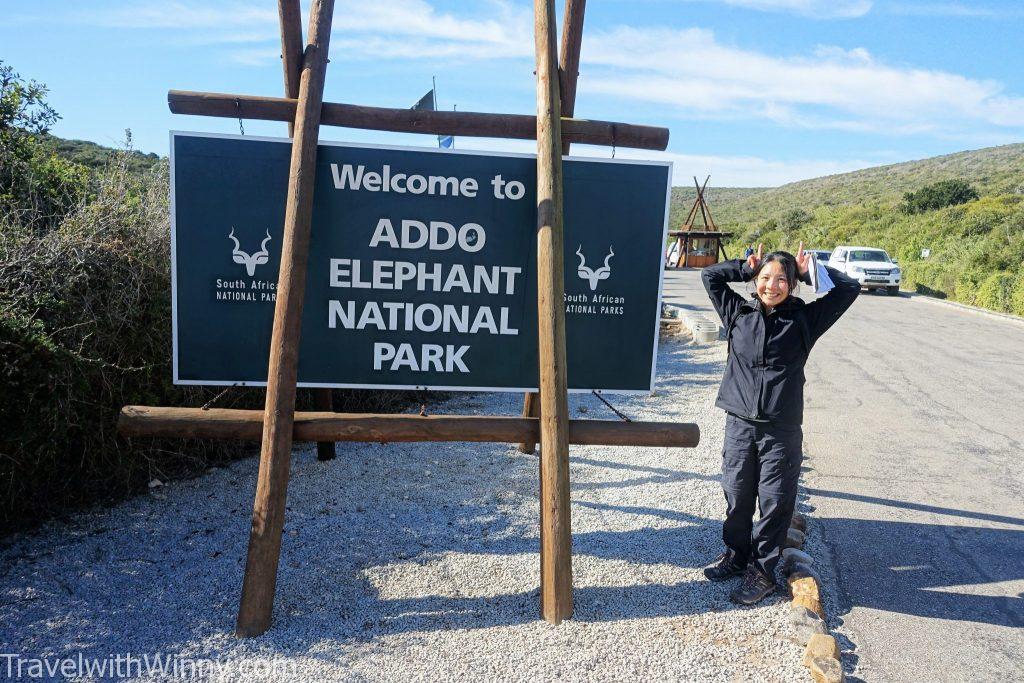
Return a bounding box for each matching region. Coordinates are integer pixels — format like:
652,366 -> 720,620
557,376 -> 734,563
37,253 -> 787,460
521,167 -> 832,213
0,338 -> 806,681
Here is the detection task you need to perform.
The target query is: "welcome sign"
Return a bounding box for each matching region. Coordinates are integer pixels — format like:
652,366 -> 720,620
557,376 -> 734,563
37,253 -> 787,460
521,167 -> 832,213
171,132 -> 670,392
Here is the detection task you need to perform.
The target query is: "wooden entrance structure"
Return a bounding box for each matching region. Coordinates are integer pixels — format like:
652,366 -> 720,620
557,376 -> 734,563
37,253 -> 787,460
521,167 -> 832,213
666,175 -> 732,268
119,0 -> 700,637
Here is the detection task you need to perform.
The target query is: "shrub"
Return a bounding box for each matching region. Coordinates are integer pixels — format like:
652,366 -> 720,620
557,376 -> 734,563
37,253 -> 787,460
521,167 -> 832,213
900,179 -> 979,215
1,148 -> 420,534
975,272 -> 1015,313
779,208 -> 812,232
0,62 -> 89,231
1011,271 -> 1024,317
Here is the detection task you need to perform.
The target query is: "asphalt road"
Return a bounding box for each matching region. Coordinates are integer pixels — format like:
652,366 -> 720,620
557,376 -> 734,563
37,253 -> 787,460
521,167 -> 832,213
663,268 -> 1024,682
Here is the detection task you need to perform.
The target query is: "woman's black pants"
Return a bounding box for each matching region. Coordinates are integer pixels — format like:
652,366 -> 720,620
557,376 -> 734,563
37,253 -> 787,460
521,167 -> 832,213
721,413 -> 803,580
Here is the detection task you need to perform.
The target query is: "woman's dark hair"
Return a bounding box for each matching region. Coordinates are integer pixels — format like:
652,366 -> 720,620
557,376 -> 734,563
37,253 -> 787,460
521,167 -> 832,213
751,250 -> 799,291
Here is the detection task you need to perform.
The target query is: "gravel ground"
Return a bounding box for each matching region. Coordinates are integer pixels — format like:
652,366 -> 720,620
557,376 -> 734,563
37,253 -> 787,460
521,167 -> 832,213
0,336 -> 807,682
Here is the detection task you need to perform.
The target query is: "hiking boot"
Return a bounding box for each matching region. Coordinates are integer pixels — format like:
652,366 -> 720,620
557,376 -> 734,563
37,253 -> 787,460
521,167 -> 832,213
729,566 -> 776,605
703,551 -> 746,582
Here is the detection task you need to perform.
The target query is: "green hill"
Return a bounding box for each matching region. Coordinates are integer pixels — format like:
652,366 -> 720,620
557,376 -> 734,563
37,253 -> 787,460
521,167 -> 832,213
668,143 -> 1024,315
47,136 -> 161,175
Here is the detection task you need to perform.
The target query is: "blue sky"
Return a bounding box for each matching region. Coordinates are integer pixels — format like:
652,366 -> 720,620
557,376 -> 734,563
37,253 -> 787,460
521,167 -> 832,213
2,0 -> 1022,186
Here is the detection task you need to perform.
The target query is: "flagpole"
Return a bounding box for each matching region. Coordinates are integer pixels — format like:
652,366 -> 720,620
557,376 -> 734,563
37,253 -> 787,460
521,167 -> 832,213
433,76 -> 440,148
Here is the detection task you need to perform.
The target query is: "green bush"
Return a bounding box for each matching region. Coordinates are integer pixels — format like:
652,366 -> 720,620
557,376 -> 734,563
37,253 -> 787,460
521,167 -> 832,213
975,272 -> 1015,312
900,179 -> 980,215
0,62 -> 90,231
779,208 -> 812,232
1,153 -> 421,533
1011,272 -> 1024,316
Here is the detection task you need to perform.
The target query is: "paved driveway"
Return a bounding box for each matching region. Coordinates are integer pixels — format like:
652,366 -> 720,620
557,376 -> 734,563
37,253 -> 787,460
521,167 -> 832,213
664,268 -> 1024,682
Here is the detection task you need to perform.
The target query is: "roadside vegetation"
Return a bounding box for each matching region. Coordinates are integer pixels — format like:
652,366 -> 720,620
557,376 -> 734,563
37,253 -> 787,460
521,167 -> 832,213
0,63 -> 412,534
670,144 -> 1024,315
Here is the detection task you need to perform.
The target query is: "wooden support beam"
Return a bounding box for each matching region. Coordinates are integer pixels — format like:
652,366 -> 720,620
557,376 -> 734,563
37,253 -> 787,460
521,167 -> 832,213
518,392 -> 540,454
276,0 -> 335,461
520,0 -> 586,458
558,0 -> 586,123
278,0 -> 303,107
167,90 -> 669,151
534,0 -> 573,625
235,0 -> 335,639
118,406 -> 700,447
313,389 -> 335,461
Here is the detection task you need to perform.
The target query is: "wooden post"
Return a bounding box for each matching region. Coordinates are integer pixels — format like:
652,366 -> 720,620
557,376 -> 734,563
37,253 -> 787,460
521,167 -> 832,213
519,0 -> 586,457
277,0 -> 336,462
236,0 -> 335,638
313,389 -> 335,460
278,0 -> 303,123
534,0 -> 573,624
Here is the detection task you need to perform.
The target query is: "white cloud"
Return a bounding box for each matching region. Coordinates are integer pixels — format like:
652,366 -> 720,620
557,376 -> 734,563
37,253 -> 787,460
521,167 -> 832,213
79,2 -> 277,29
579,26 -> 1024,139
883,3 -> 1004,17
74,0 -> 532,65
451,137 -> 880,187
608,148 -> 881,187
54,1 -> 1024,147
710,0 -> 872,18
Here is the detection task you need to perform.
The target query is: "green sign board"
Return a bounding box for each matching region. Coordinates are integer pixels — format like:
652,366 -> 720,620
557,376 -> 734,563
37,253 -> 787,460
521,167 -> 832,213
171,132 -> 670,392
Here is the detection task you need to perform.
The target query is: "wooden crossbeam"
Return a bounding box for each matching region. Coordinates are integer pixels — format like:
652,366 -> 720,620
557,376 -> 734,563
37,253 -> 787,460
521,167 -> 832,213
118,407 -> 700,447
167,90 -> 669,151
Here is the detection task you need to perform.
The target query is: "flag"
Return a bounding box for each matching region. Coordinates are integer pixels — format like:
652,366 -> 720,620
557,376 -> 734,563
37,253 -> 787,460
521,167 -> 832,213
411,89 -> 434,111
412,88 -> 453,148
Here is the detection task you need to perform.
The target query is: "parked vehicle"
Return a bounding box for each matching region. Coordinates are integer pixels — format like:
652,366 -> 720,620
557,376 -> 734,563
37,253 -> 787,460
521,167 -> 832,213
828,245 -> 901,296
807,249 -> 831,263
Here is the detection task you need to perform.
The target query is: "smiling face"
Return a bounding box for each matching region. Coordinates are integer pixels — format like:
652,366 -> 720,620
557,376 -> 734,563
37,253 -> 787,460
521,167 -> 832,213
756,260 -> 792,307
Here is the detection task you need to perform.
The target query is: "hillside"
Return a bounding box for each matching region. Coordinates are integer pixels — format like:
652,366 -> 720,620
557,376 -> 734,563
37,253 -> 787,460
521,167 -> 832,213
669,142 -> 1024,232
668,185 -> 767,226
47,136 -> 161,175
668,142 -> 1024,315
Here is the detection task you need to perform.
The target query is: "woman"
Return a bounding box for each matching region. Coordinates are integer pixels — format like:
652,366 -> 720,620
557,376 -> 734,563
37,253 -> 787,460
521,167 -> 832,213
700,243 -> 860,605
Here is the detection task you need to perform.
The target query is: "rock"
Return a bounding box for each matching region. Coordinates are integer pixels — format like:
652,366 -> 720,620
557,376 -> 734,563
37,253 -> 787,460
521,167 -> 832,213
788,605 -> 828,644
792,594 -> 825,618
785,527 -> 806,549
808,656 -> 844,683
789,576 -> 821,602
790,512 -> 807,533
788,561 -> 822,584
782,547 -> 813,572
803,634 -> 840,668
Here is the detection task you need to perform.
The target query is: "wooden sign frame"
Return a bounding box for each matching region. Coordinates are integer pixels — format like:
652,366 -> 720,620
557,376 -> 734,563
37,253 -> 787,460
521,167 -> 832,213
120,0 -> 698,637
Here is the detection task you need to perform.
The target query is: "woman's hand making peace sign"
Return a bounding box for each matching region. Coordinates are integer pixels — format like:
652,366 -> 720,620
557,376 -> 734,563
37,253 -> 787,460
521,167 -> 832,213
795,241 -> 812,277
746,243 -> 763,271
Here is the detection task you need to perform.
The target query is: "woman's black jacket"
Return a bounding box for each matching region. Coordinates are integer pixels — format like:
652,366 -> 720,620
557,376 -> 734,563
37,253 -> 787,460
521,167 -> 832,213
701,259 -> 860,425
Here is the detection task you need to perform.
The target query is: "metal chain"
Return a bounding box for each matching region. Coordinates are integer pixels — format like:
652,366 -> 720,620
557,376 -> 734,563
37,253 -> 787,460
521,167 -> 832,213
592,390 -> 631,422
200,386 -> 234,411
234,98 -> 245,135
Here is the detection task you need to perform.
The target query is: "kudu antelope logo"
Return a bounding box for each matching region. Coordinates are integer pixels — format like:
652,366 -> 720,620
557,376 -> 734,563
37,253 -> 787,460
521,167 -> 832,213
575,245 -> 615,291
227,228 -> 271,276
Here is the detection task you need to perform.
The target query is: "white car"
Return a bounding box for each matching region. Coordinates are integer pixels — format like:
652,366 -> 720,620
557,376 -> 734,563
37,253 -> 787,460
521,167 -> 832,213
827,245 -> 901,296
